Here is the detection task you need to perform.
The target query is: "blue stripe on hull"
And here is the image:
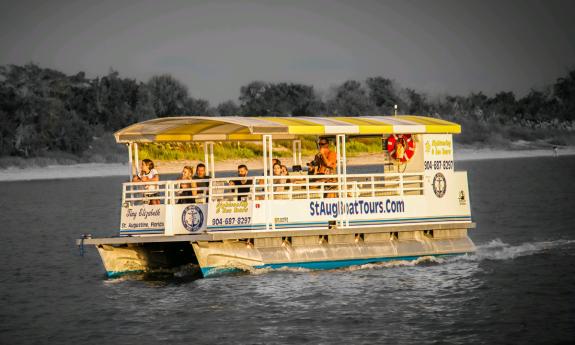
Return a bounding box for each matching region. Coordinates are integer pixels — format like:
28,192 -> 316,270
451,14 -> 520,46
207,216 -> 471,231
105,253 -> 468,278
200,253 -> 468,277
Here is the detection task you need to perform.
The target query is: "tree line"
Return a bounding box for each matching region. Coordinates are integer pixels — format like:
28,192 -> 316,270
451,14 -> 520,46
0,63 -> 574,157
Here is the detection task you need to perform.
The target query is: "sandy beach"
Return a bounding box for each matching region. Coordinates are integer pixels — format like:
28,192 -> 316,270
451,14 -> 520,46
0,146 -> 573,182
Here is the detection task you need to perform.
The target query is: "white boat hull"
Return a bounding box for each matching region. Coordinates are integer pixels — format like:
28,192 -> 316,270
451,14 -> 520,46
84,223 -> 475,278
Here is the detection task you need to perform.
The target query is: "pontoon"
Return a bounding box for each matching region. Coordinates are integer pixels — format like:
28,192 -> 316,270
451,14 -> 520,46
78,116 -> 475,277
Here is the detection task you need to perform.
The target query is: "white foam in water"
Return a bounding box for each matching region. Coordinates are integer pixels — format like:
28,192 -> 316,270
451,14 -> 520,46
244,256 -> 444,276
471,238 -> 575,261
246,239 -> 574,275
345,256 -> 444,272
248,266 -> 313,275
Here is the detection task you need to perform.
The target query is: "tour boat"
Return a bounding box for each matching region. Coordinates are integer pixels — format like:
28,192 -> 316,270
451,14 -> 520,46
79,116 -> 475,278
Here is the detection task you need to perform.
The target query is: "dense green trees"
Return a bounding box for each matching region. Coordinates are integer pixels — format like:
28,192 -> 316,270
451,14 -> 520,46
147,74 -> 189,117
239,81 -> 321,116
553,71 -> 575,121
216,100 -> 240,117
0,64 -> 95,156
0,64 -> 209,156
0,62 -> 573,158
327,80 -> 371,116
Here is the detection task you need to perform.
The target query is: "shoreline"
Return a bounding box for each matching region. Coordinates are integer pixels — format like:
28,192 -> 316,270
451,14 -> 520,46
1,147 -> 573,182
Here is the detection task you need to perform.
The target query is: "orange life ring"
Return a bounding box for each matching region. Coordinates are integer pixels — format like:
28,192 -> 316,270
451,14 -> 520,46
386,134 -> 416,163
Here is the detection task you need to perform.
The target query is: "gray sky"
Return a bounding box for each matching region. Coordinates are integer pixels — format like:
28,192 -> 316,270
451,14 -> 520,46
1,0 -> 574,104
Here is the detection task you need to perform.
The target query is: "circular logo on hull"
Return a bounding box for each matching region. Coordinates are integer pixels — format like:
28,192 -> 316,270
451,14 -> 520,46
433,173 -> 447,198
182,205 -> 204,232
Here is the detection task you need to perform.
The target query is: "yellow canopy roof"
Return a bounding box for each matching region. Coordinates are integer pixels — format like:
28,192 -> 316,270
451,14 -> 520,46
114,115 -> 461,143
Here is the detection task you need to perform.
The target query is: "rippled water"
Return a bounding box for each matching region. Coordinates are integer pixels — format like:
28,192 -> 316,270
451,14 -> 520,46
0,156 -> 574,344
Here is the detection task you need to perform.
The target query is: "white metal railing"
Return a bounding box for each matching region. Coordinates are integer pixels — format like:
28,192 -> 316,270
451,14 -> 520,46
122,172 -> 424,205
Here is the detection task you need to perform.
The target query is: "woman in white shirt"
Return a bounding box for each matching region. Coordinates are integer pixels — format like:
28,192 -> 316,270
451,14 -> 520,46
132,159 -> 160,205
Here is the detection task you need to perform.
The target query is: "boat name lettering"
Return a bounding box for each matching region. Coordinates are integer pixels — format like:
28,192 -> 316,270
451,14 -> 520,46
123,221 -> 164,228
125,208 -> 162,220
216,201 -> 249,214
309,199 -> 405,218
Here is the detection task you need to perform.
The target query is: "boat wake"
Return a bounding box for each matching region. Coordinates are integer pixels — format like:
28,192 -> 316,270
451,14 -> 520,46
344,256 -> 444,272
245,266 -> 313,276
243,256 -> 445,276
245,238 -> 575,276
467,238 -> 575,261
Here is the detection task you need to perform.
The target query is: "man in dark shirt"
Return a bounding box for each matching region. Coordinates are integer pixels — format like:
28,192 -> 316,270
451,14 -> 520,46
193,163 -> 211,202
229,164 -> 253,201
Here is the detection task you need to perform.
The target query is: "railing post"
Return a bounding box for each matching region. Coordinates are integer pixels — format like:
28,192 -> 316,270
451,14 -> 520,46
208,179 -> 213,204
421,173 -> 424,195
163,181 -> 167,205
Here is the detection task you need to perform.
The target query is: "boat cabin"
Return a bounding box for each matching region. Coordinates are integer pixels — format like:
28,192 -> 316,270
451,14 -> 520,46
116,116 -> 470,237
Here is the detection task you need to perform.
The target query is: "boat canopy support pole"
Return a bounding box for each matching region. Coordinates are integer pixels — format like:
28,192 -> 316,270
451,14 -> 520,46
127,142 -> 140,177
262,134 -> 274,231
210,143 -> 215,178
204,142 -> 215,177
336,134 -> 349,227
292,140 -> 302,167
128,142 -> 133,178
134,143 -> 139,176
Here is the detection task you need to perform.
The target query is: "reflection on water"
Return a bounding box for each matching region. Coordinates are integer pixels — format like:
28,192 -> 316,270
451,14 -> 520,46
0,156 -> 574,344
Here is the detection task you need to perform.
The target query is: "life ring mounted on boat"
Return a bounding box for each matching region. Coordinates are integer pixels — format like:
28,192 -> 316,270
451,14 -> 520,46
386,134 -> 416,163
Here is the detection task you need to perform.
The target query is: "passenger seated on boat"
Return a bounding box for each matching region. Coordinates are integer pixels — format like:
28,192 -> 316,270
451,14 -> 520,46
253,161 -> 287,200
281,165 -> 292,183
193,163 -> 211,203
272,163 -> 284,190
272,163 -> 290,199
177,166 -> 197,204
229,164 -> 253,201
132,158 -> 160,205
271,158 -> 281,175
